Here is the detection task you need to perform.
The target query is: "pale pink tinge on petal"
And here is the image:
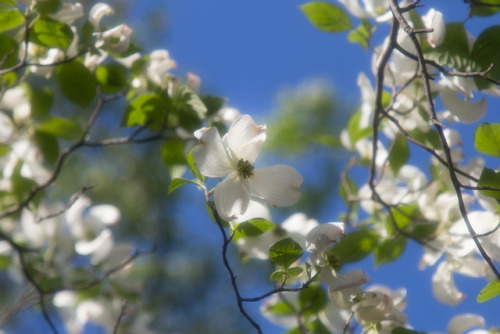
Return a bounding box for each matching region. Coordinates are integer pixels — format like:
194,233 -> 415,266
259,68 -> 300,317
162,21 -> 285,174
441,88 -> 487,124
432,261 -> 466,305
251,165 -> 302,207
192,127 -> 234,177
214,174 -> 251,221
422,9 -> 445,48
223,115 -> 266,163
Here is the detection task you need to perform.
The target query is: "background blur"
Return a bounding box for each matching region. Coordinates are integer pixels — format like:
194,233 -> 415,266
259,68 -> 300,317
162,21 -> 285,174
4,0 -> 500,333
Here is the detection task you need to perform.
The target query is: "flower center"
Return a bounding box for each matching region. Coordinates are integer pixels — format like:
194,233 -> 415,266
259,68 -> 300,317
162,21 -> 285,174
236,159 -> 254,179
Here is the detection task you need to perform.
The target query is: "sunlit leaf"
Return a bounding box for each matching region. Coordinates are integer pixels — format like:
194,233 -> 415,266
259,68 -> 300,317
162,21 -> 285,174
470,0 -> 500,17
471,25 -> 500,89
161,140 -> 187,180
234,218 -> 275,238
300,1 -> 352,33
477,167 -> 500,200
31,16 -> 73,50
269,237 -> 303,269
122,94 -> 167,128
168,178 -> 200,195
388,135 -> 409,175
375,235 -> 407,266
477,278 -> 500,303
331,228 -> 379,267
0,33 -> 18,69
35,116 -> 84,140
347,19 -> 372,49
0,7 -> 24,33
475,123 -> 500,157
425,23 -> 470,71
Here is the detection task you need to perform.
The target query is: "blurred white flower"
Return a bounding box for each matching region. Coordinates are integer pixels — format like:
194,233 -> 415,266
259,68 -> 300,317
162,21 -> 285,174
89,3 -> 114,30
306,222 -> 345,266
422,9 -> 446,48
146,49 -> 177,86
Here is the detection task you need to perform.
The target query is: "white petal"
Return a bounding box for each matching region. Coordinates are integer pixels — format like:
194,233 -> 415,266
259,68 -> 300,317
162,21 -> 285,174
87,204 -> 121,226
432,261 -> 465,305
233,197 -> 271,223
251,165 -> 302,207
89,3 -> 114,30
422,9 -> 445,47
441,88 -> 487,123
214,173 -> 251,221
448,314 -> 485,334
101,24 -> 132,54
306,223 -> 345,265
192,127 -> 234,177
223,115 -> 266,163
321,267 -> 368,292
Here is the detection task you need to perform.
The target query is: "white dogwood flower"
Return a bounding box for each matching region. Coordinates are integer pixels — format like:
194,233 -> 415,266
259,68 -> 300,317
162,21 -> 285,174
193,115 -> 303,220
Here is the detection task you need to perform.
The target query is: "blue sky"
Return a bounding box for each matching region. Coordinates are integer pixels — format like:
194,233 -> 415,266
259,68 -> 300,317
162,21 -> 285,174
124,1 -> 500,333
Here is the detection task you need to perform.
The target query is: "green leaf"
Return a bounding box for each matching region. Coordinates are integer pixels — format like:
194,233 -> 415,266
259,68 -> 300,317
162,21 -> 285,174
0,33 -> 18,69
339,175 -> 357,204
331,228 -> 379,267
0,0 -> 18,6
11,160 -> 36,201
30,87 -> 53,118
477,278 -> 500,303
470,0 -> 500,17
0,255 -> 11,269
411,223 -> 437,239
123,94 -> 167,128
347,19 -> 372,49
269,268 -> 304,282
298,285 -> 327,316
33,131 -> 59,165
269,237 -> 304,269
425,22 -> 470,71
57,61 -> 96,107
347,109 -> 372,146
409,128 -> 441,150
34,0 -> 61,14
35,116 -> 83,140
187,149 -> 204,183
168,178 -> 199,195
475,123 -> 500,157
0,143 -> 11,157
265,301 -> 295,315
391,328 -> 425,334
172,83 -> 207,120
375,235 -> 407,266
95,64 -> 128,94
300,1 -> 352,33
477,167 -> 500,200
388,135 -> 409,175
0,7 -> 24,33
471,26 -> 500,89
234,218 -> 275,238
386,204 -> 421,235
31,16 -> 73,50
161,140 -> 187,179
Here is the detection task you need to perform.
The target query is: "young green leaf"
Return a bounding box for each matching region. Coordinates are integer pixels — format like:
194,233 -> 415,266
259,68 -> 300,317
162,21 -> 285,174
331,228 -> 379,267
122,94 -> 167,128
0,7 -> 24,33
269,237 -> 303,269
388,135 -> 409,175
300,1 -> 352,33
35,116 -> 84,140
234,218 -> 275,238
168,178 -> 200,195
31,16 -> 73,50
0,33 -> 18,69
477,167 -> 500,200
475,123 -> 500,157
161,140 -> 187,180
477,278 -> 500,303
57,61 -> 96,107
424,22 -> 470,71
95,64 -> 128,94
375,235 -> 407,266
471,25 -> 500,89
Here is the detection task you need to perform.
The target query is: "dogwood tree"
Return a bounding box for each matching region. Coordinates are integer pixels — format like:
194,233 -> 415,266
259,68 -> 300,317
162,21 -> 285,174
0,0 -> 500,333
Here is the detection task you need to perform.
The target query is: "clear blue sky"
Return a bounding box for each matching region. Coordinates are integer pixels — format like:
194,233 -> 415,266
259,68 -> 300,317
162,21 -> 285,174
125,1 -> 500,333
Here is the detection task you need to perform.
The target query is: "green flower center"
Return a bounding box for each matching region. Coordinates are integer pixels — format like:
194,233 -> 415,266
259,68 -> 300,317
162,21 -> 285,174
237,159 -> 254,179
